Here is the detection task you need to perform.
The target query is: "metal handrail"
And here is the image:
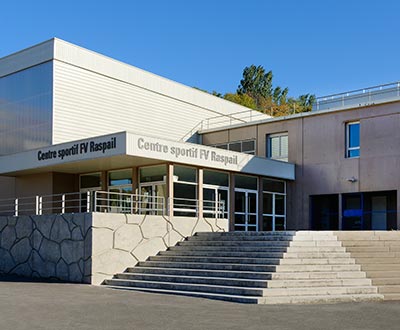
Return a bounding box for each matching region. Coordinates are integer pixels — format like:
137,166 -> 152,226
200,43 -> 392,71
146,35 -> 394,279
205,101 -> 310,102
0,191 -> 228,220
313,81 -> 400,111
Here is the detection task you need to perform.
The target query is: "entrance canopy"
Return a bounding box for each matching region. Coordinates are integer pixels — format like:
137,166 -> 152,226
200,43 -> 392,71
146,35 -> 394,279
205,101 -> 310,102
0,131 -> 295,180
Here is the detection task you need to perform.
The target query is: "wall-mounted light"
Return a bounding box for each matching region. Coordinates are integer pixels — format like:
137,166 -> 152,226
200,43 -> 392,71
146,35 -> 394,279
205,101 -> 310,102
347,176 -> 357,183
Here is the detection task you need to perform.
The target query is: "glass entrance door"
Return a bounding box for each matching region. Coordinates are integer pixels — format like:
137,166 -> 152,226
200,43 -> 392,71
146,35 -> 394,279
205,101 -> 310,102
203,186 -> 229,219
234,189 -> 258,231
139,182 -> 166,215
342,193 -> 363,230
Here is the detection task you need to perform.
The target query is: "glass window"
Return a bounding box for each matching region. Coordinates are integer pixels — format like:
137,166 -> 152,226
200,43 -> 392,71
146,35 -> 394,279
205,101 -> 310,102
174,166 -> 197,183
139,165 -> 166,182
0,62 -> 53,155
346,122 -> 360,158
228,142 -> 241,152
267,133 -> 288,162
173,166 -> 197,216
203,170 -> 229,186
109,169 -> 132,186
211,140 -> 255,155
262,179 -> 285,193
215,144 -> 228,150
80,173 -> 101,189
234,175 -> 257,190
242,140 -> 255,154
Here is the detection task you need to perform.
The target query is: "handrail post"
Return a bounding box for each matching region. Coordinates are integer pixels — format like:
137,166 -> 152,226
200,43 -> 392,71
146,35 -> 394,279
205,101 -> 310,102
15,198 -> 18,217
35,196 -> 39,215
87,191 -> 91,212
94,191 -> 97,213
61,194 -> 65,214
39,196 -> 43,215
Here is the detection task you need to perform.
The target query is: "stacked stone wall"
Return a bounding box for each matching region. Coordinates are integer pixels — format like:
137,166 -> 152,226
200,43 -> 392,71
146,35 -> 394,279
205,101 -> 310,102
0,214 -> 91,282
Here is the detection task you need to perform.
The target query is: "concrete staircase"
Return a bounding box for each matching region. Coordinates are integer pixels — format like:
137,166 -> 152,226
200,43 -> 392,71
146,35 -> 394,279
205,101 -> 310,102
103,231 -> 383,304
335,231 -> 400,301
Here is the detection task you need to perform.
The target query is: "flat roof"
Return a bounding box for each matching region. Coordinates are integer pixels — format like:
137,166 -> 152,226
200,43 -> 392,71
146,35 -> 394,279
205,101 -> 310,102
0,132 -> 295,180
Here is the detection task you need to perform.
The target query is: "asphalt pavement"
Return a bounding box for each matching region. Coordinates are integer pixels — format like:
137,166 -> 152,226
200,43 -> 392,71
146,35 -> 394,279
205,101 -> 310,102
0,275 -> 400,330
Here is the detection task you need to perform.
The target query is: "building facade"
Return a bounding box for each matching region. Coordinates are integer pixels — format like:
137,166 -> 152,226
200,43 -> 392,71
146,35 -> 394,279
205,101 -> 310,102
0,38 -> 399,233
201,89 -> 400,231
0,39 -> 293,236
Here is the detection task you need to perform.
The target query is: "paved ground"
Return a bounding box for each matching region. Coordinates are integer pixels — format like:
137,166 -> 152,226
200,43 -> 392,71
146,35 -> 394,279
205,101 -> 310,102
1,276 -> 400,330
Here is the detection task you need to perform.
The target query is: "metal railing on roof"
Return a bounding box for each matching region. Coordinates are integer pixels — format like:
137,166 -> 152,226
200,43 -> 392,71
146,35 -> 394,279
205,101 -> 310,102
313,81 -> 400,111
180,110 -> 270,141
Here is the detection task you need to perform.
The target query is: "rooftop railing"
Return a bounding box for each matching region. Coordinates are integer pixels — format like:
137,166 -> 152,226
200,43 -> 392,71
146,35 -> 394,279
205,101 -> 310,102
180,110 -> 270,140
313,81 -> 400,111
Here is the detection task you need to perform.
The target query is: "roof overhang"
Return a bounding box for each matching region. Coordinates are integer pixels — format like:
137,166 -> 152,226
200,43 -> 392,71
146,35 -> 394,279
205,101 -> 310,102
0,132 -> 295,180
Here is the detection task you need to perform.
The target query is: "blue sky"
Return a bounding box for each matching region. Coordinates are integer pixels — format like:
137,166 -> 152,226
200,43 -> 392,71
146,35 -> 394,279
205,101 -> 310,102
1,0 -> 399,98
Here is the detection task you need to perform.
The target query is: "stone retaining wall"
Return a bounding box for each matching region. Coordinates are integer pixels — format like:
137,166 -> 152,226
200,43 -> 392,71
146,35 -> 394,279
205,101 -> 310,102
0,213 -> 227,284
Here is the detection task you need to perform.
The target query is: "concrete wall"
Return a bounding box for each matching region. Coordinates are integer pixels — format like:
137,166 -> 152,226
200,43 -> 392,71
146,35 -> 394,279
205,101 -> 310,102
90,214 -> 227,284
0,213 -> 228,284
202,102 -> 400,229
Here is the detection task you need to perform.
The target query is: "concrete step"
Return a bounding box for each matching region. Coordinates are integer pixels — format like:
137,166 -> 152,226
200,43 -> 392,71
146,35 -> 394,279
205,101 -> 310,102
341,240 -> 400,247
335,232 -> 400,241
362,264 -> 400,271
168,246 -> 288,253
378,285 -> 400,294
148,255 -> 282,265
188,235 -> 293,242
276,264 -> 361,272
283,252 -> 350,259
114,273 -> 269,288
289,241 -> 342,247
280,258 -> 355,265
372,278 -> 400,285
159,250 -> 285,258
129,266 -> 274,279
292,236 -> 338,241
262,286 -> 378,297
286,246 -> 346,253
178,240 -> 290,247
367,271 -> 400,278
266,278 -> 372,288
349,252 -> 400,258
105,286 -> 260,303
381,293 -> 400,301
104,278 -> 265,296
354,257 -> 400,264
195,231 -> 295,237
138,261 -> 277,272
345,246 -> 391,252
258,293 -> 383,304
271,271 -> 367,280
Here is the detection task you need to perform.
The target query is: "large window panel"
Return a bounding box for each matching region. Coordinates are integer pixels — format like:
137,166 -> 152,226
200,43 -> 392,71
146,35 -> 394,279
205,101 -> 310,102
0,62 -> 53,155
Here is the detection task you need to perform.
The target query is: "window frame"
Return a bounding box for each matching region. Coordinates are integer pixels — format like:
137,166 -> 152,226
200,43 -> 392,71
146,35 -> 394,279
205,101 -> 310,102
267,132 -> 288,162
346,121 -> 360,158
212,139 -> 256,155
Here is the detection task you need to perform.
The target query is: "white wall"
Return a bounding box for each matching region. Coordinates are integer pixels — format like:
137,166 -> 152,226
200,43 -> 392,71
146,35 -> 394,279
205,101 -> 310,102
52,38 -> 269,143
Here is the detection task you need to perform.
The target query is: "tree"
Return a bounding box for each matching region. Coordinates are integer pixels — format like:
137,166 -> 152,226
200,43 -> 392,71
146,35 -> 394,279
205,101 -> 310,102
224,93 -> 257,109
194,64 -> 316,117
